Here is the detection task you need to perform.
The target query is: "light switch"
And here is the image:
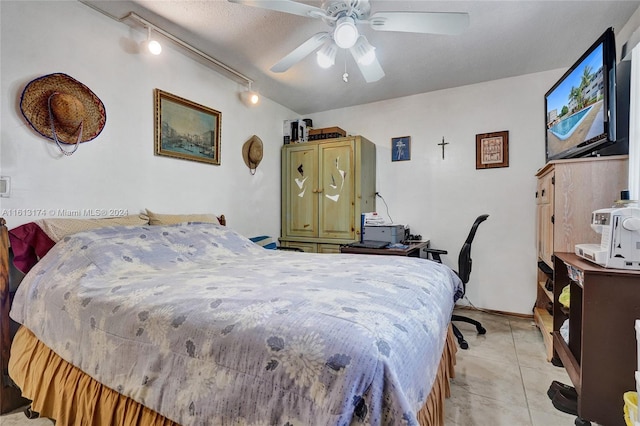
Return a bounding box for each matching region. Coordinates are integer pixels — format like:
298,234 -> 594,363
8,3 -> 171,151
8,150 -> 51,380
0,176 -> 11,197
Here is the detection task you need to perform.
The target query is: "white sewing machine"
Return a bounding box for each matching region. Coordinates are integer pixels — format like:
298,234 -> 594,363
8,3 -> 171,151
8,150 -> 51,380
575,207 -> 640,269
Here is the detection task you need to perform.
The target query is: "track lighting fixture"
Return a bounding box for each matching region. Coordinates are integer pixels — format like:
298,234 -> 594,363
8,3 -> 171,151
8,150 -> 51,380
77,9 -> 261,106
142,27 -> 162,55
240,82 -> 260,106
316,41 -> 338,68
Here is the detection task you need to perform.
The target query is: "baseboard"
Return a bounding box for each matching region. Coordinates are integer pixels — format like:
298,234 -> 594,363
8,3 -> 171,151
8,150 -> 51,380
454,305 -> 534,320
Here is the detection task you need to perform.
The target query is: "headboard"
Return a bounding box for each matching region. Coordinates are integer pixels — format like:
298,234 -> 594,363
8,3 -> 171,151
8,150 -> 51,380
0,217 -> 29,412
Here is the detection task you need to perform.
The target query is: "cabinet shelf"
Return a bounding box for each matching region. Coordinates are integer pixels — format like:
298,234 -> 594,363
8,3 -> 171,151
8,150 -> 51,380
533,307 -> 553,361
538,280 -> 553,301
552,331 -> 581,392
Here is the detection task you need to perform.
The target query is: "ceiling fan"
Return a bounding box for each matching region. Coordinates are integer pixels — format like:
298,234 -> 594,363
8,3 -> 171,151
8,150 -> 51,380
228,0 -> 470,83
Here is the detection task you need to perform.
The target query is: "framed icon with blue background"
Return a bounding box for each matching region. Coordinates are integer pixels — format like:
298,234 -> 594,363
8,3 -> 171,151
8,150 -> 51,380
391,136 -> 411,162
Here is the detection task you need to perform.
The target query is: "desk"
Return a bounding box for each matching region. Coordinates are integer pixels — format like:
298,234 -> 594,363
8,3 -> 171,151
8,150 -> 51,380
340,241 -> 429,257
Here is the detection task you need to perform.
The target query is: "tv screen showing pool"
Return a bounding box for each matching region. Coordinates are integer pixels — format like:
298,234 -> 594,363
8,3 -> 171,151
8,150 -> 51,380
545,42 -> 607,160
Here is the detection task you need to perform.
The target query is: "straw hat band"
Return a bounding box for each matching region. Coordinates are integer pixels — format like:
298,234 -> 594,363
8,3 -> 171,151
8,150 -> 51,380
47,93 -> 84,156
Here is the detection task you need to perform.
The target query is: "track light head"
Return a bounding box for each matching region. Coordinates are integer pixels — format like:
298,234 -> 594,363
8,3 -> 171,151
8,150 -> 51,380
147,39 -> 162,55
240,82 -> 260,106
142,27 -> 162,55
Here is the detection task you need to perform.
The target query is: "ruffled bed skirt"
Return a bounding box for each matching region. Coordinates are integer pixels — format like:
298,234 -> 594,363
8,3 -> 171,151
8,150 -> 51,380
9,325 -> 456,426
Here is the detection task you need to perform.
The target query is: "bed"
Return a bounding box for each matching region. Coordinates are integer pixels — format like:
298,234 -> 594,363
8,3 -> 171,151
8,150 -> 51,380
0,216 -> 461,425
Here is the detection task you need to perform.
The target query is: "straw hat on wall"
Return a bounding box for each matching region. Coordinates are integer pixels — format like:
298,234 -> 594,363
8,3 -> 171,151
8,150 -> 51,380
242,135 -> 263,175
20,73 -> 106,155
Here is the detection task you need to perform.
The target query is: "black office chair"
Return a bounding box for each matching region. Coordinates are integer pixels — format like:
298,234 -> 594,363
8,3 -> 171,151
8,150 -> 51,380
424,214 -> 489,349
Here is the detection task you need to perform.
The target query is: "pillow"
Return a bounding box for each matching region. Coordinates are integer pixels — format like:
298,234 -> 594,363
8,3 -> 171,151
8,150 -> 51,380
36,213 -> 149,242
249,235 -> 277,250
146,209 -> 223,226
9,222 -> 56,273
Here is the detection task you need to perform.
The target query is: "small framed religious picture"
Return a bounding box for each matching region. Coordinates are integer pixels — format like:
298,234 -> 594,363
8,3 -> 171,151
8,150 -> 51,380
476,131 -> 509,169
391,136 -> 411,162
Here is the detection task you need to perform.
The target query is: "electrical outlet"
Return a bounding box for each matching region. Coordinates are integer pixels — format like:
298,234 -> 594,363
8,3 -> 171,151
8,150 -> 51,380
0,176 -> 11,197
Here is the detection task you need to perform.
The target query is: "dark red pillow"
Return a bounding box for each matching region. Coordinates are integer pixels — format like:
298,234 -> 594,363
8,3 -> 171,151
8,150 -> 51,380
8,222 -> 55,274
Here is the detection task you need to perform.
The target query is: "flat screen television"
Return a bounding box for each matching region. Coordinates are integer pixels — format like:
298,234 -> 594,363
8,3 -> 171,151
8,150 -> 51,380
545,27 -> 617,162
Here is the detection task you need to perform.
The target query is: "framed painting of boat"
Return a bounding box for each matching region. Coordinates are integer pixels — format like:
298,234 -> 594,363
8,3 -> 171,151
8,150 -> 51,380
154,89 -> 221,165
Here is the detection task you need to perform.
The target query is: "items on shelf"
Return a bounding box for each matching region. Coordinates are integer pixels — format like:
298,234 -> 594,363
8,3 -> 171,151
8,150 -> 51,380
283,119 -> 347,144
559,285 -> 570,308
560,319 -> 569,344
362,212 -> 385,225
308,126 -> 347,141
283,118 -> 312,144
624,391 -> 638,426
565,262 -> 584,286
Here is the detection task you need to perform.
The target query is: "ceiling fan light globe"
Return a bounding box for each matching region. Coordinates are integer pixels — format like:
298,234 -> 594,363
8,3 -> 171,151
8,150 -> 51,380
317,53 -> 334,68
358,50 -> 376,65
334,17 -> 358,49
352,36 -> 376,65
316,41 -> 337,68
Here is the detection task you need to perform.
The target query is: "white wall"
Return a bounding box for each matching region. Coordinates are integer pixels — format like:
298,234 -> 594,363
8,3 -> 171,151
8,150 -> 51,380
0,0 -> 296,239
2,1 -> 638,315
303,13 -> 640,315
306,71 -> 563,314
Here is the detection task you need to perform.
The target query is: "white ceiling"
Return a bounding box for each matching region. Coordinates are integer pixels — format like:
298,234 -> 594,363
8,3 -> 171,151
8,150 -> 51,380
81,0 -> 640,114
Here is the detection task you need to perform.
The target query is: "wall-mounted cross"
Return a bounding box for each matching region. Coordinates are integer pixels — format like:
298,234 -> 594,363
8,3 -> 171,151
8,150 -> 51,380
437,137 -> 449,159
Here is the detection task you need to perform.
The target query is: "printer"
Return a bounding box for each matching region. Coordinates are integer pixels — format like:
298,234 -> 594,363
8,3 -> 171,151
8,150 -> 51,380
363,224 -> 408,244
361,212 -> 409,244
575,207 -> 640,270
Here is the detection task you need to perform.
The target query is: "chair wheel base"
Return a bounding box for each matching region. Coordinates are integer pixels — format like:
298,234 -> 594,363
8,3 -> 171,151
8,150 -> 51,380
458,339 -> 469,350
574,417 -> 591,426
477,325 -> 487,334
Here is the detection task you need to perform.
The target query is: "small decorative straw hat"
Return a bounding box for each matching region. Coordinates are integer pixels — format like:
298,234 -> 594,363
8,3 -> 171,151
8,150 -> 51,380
242,135 -> 263,174
20,73 -> 106,155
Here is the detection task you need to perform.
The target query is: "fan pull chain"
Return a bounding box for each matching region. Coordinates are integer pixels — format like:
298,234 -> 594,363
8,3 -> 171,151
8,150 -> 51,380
343,50 -> 349,83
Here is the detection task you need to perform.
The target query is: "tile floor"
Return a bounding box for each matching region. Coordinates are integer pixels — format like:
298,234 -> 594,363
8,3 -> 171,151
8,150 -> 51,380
0,309 -> 577,426
444,309 -> 578,426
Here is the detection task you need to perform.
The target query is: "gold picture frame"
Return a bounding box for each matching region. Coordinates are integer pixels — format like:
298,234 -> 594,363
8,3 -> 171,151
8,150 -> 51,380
476,131 -> 509,169
154,89 -> 221,165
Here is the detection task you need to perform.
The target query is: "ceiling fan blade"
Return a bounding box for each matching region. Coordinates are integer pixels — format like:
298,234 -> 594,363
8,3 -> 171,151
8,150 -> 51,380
227,0 -> 327,19
349,48 -> 385,83
271,32 -> 330,73
368,11 -> 470,35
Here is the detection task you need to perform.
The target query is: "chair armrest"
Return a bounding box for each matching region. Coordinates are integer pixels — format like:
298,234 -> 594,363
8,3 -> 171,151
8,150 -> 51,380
423,248 -> 448,263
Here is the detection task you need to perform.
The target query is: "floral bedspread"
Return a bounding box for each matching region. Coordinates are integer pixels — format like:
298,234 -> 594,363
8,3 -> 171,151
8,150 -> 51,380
10,223 -> 462,426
